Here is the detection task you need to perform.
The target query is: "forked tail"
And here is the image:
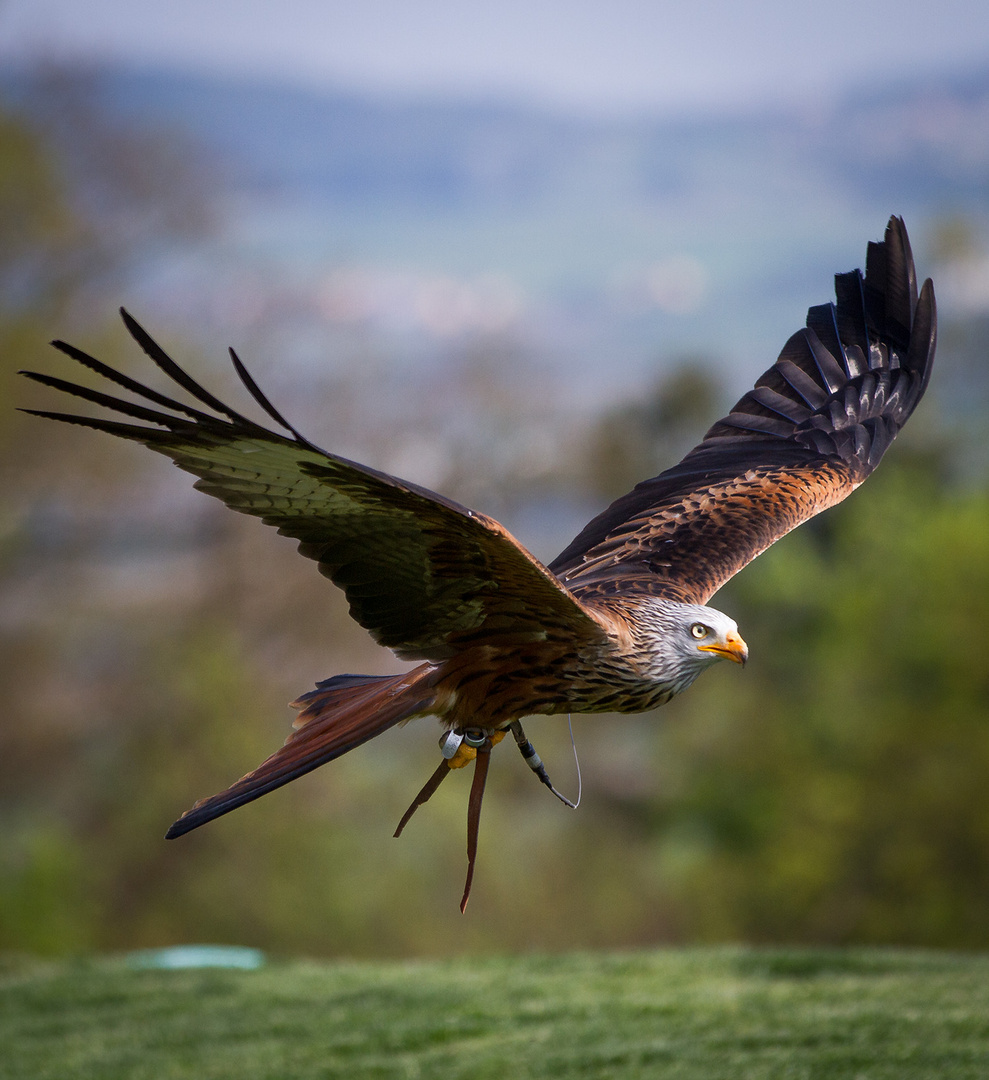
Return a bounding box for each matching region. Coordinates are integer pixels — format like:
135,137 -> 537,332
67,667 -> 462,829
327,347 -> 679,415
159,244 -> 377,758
165,665 -> 438,838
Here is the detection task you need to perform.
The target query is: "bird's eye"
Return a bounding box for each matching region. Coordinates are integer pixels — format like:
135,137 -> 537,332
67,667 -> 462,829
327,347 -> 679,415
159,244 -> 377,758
690,623 -> 709,640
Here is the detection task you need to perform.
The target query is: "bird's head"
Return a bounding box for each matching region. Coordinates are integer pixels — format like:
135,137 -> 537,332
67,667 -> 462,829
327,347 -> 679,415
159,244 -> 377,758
684,607 -> 748,668
632,599 -> 748,693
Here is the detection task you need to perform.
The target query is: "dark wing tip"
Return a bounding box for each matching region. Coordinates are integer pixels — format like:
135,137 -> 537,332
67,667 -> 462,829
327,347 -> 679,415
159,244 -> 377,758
909,276 -> 937,398
117,309 -> 260,427
227,345 -> 309,442
548,217 -> 938,596
704,215 -> 935,474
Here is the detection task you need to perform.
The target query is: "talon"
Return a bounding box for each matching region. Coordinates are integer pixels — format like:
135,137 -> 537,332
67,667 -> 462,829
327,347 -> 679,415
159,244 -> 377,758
447,727 -> 505,768
447,742 -> 477,769
395,727 -> 508,910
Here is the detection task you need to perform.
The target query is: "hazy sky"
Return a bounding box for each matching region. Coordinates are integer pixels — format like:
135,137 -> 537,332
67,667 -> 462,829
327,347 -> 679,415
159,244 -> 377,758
2,0 -> 988,115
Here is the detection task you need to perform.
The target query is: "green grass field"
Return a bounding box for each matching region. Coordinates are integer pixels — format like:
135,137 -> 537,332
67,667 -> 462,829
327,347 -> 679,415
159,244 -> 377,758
3,947 -> 989,1079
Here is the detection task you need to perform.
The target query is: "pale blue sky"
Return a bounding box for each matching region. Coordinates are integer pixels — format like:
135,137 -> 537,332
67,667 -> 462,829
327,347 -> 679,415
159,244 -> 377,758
2,0 -> 987,115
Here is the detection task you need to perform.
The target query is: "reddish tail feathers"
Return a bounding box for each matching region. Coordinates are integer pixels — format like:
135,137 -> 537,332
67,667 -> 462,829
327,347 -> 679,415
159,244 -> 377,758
165,667 -> 437,838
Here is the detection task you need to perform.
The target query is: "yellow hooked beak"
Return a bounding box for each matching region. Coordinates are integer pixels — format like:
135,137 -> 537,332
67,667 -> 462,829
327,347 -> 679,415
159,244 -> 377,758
698,631 -> 748,666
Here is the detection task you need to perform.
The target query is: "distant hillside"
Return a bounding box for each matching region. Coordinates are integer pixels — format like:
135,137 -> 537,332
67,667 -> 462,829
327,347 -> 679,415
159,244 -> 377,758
81,63 -> 989,210
6,61 -> 988,210
4,61 -> 988,403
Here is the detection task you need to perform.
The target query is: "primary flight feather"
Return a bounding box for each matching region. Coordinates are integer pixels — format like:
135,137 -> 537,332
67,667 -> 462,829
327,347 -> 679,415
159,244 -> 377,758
21,216 -> 936,908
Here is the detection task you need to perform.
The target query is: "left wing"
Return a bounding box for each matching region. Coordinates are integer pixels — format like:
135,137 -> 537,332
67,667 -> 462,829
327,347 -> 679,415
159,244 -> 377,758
549,216 -> 937,606
20,311 -> 609,661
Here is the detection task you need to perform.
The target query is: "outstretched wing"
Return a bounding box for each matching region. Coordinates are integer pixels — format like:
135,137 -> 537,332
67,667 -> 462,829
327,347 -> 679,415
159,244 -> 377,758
549,216 -> 937,606
20,310 -> 608,661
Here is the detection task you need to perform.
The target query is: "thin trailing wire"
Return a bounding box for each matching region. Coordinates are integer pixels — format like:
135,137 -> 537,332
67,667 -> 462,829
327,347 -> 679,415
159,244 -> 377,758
565,712 -> 582,809
509,716 -> 581,809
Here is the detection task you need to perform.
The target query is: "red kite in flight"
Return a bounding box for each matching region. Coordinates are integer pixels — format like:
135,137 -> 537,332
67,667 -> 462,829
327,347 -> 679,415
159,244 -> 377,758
22,217 -> 936,909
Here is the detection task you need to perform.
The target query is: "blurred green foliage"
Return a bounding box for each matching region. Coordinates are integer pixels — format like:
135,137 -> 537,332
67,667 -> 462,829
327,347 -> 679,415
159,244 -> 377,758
648,457 -> 989,946
585,359 -> 720,499
1,78 -> 987,959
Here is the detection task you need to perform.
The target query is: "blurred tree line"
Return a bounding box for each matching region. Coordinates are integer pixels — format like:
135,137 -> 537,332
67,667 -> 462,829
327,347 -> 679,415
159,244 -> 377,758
1,70 -> 988,958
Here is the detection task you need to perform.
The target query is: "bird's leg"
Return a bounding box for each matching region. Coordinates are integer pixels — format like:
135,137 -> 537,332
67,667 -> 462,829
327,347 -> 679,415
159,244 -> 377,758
394,726 -> 505,909
393,760 -> 451,837
393,727 -> 501,836
508,720 -> 578,809
461,744 -> 491,913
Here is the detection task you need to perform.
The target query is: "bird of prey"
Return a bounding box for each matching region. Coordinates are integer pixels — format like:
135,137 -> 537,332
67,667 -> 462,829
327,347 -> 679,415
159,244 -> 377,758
21,217 -> 936,909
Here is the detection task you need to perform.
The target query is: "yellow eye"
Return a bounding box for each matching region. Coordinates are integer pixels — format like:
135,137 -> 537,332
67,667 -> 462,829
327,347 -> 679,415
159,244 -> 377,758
690,623 -> 709,640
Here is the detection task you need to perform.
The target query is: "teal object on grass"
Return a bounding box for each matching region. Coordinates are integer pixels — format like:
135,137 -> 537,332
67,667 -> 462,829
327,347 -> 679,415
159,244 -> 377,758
127,945 -> 265,970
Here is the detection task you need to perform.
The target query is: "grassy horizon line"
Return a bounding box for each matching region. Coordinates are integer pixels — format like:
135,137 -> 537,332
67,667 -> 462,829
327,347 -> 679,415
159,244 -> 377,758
4,944 -> 989,1078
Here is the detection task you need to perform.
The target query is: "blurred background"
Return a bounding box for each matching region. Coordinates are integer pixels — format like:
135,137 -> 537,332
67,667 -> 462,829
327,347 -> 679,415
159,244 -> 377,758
1,0 -> 988,958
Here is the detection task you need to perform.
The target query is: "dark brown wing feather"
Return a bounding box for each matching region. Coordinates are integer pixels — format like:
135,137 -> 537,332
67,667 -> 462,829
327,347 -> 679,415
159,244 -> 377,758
548,217 -> 937,605
20,310 -> 607,661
